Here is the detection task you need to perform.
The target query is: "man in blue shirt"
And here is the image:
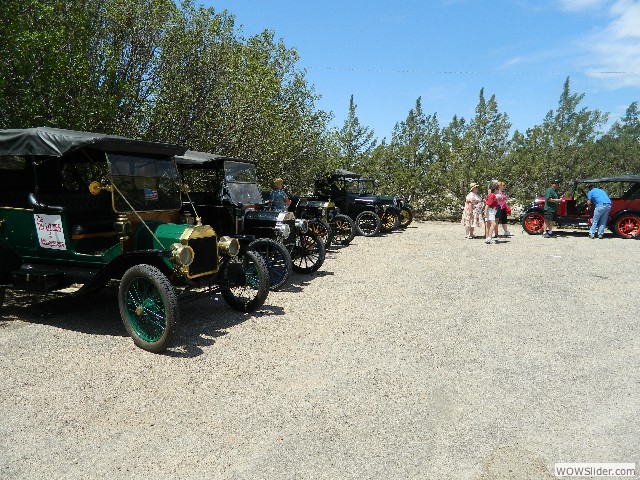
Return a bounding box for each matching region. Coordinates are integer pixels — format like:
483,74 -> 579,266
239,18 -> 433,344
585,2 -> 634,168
586,185 -> 611,239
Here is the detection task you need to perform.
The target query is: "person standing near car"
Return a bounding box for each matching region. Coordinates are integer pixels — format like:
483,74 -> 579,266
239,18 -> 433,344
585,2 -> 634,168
496,181 -> 513,237
586,185 -> 611,239
270,177 -> 291,212
484,180 -> 499,244
543,179 -> 563,238
461,183 -> 483,238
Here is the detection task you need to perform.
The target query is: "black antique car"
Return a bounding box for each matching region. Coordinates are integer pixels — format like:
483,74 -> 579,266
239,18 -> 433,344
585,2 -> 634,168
349,175 -> 413,229
315,170 -> 401,236
0,127 -> 269,352
288,197 -> 356,247
175,151 -> 325,286
520,175 -> 640,238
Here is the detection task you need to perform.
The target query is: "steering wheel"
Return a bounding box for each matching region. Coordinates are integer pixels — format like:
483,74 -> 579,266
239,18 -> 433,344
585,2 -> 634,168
575,201 -> 589,214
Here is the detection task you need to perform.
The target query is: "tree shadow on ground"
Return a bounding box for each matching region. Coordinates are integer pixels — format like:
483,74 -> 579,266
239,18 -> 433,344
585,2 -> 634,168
1,285 -> 285,359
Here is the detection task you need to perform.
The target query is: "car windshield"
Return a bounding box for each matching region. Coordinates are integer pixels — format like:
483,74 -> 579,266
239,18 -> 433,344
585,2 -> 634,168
224,161 -> 263,204
108,153 -> 181,212
343,178 -> 361,194
224,161 -> 258,183
358,179 -> 376,195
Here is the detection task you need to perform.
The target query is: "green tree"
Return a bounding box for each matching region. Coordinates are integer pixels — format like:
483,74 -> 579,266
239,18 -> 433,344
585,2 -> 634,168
332,95 -> 377,171
384,97 -> 442,212
508,77 -> 608,201
593,101 -> 640,176
0,0 -> 175,134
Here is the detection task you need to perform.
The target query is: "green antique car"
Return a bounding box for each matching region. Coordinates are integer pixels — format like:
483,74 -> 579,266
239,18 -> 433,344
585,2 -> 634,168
0,127 -> 269,352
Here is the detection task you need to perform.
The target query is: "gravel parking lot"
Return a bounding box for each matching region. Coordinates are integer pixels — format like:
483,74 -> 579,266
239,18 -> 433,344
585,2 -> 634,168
1,221 -> 639,480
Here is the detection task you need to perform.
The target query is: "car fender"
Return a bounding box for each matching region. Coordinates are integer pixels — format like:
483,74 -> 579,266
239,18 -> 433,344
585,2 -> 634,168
382,206 -> 400,216
608,208 -> 640,226
519,206 -> 544,222
76,251 -> 174,294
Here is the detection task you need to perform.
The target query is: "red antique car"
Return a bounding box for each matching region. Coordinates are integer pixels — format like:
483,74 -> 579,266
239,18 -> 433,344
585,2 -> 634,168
520,175 -> 640,238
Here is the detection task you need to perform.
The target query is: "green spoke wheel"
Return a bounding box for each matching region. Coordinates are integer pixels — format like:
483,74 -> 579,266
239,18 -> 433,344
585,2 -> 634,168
118,264 -> 178,353
220,250 -> 270,312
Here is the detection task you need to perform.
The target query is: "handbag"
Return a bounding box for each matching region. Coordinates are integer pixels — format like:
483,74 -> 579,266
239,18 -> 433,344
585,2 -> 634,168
505,205 -> 512,215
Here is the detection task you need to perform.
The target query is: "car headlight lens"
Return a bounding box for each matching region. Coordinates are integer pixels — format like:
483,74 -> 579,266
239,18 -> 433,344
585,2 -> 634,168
295,218 -> 308,233
171,243 -> 195,267
275,221 -> 291,239
218,236 -> 240,257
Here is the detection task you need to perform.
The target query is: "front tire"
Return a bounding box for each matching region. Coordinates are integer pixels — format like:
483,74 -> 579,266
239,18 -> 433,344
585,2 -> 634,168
399,207 -> 413,228
613,213 -> 640,238
0,287 -> 5,308
248,238 -> 292,290
331,214 -> 356,246
308,219 -> 333,249
119,264 -> 178,353
355,211 -> 381,237
220,250 -> 270,312
288,231 -> 325,274
521,211 -> 545,235
380,211 -> 399,232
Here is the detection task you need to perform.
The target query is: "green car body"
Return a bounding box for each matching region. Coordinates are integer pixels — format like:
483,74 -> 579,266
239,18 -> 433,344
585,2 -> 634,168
0,127 -> 269,352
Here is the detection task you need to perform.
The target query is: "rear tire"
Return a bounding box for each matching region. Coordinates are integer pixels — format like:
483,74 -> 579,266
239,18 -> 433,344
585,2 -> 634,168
355,211 -> 381,237
331,214 -> 356,246
119,264 -> 178,353
248,238 -> 292,290
220,250 -> 270,312
0,287 -> 5,308
613,213 -> 640,238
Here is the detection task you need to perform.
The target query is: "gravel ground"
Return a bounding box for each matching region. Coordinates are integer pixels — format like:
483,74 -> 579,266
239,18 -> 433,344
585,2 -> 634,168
1,221 -> 639,480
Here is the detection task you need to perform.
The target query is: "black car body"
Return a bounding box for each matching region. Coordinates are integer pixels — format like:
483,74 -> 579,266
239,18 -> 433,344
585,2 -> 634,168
176,151 -> 325,285
315,169 -> 401,236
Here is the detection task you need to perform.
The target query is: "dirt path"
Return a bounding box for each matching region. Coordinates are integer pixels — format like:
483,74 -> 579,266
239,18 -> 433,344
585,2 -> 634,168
1,221 -> 638,479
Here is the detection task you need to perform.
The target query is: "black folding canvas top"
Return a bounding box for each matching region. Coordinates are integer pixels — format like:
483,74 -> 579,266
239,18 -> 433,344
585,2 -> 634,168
174,150 -> 253,167
0,127 -> 186,157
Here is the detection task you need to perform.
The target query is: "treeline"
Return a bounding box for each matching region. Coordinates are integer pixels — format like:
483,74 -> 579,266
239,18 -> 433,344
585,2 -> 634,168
2,1 -> 639,216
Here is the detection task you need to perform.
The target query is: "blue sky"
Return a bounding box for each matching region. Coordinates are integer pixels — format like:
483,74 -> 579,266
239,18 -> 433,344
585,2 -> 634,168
205,0 -> 640,141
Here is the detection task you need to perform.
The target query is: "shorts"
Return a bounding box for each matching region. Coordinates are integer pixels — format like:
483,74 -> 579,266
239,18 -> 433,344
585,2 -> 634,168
496,207 -> 508,224
486,208 -> 497,222
544,210 -> 557,221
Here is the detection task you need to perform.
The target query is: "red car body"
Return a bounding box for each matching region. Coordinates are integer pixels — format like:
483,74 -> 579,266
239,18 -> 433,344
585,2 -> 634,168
520,175 -> 640,238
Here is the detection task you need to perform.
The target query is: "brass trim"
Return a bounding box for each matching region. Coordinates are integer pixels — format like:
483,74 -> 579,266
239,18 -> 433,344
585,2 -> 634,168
185,268 -> 217,280
0,206 -> 32,211
179,224 -> 216,243
71,232 -> 117,240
